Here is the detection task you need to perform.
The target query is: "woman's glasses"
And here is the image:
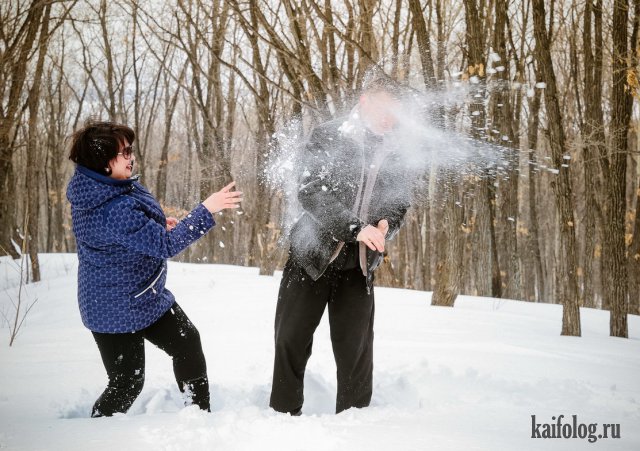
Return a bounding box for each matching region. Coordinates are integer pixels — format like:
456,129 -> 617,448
117,145 -> 134,160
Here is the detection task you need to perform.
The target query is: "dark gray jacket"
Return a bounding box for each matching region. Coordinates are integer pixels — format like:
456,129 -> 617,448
289,115 -> 411,282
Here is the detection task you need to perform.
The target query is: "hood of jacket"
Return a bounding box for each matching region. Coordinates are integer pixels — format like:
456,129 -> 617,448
67,165 -> 137,211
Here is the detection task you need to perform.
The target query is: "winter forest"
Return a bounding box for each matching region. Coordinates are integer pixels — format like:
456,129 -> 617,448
1,0 -> 639,340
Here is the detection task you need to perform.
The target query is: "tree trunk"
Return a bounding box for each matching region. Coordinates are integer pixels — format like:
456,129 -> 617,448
628,167 -> 640,315
525,87 -> 546,302
24,4 -> 52,283
462,0 -> 501,298
408,0 -> 435,88
580,0 -> 605,309
156,65 -> 186,206
532,0 -> 581,335
627,0 -> 640,317
604,0 -> 633,337
432,174 -> 464,306
0,2 -> 45,258
491,0 -> 520,300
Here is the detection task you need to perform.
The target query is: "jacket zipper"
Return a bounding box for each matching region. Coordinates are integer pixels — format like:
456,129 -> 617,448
134,266 -> 165,298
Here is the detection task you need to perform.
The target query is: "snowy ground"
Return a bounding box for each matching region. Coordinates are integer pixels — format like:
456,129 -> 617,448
0,254 -> 639,451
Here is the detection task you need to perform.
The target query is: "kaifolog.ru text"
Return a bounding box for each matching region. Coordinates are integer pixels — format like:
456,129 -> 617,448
531,415 -> 620,443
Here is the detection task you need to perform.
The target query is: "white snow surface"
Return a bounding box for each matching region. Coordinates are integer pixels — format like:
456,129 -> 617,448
1,254 -> 639,450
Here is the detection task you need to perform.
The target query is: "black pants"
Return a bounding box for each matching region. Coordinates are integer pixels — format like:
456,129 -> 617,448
269,259 -> 375,414
91,303 -> 209,417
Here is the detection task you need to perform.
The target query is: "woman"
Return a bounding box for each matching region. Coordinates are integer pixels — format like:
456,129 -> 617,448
66,120 -> 242,417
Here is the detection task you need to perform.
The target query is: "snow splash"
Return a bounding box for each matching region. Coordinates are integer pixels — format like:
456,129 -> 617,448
262,78 -> 517,242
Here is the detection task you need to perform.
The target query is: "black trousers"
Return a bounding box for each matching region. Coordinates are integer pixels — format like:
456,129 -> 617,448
91,303 -> 209,417
269,258 -> 375,414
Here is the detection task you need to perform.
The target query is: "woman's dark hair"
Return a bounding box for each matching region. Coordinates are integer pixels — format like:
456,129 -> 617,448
68,120 -> 135,175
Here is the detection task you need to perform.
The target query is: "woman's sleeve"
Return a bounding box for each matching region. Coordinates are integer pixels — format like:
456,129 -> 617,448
103,198 -> 215,258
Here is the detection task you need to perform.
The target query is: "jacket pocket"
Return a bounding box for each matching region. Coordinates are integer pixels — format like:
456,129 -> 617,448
132,263 -> 167,303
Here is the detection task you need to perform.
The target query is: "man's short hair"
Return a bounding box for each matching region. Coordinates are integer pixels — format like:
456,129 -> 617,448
361,70 -> 409,100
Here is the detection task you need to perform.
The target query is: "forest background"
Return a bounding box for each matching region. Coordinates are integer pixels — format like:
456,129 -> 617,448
1,0 -> 638,338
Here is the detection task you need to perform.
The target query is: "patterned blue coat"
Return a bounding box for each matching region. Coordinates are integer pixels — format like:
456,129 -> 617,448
66,165 -> 215,333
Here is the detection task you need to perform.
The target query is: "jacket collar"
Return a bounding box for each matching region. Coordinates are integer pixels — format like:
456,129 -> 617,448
67,165 -> 141,211
76,165 -> 139,186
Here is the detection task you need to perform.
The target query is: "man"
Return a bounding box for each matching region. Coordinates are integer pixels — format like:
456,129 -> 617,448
270,75 -> 412,415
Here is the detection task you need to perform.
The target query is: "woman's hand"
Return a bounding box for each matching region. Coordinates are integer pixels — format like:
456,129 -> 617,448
166,217 -> 178,231
202,181 -> 243,214
356,225 -> 386,252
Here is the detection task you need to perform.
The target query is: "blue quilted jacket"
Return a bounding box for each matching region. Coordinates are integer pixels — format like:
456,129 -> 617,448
67,165 -> 215,333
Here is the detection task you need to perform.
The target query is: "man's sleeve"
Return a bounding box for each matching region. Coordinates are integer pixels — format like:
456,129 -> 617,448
384,198 -> 410,240
372,165 -> 412,241
297,127 -> 365,242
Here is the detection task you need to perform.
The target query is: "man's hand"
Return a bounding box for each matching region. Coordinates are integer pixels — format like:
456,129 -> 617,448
356,225 -> 386,252
166,217 -> 178,231
376,219 -> 389,238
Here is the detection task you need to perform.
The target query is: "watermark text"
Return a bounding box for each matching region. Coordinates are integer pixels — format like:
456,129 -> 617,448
531,415 -> 620,444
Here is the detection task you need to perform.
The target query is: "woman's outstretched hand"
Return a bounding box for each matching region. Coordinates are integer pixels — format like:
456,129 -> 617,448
202,181 -> 243,214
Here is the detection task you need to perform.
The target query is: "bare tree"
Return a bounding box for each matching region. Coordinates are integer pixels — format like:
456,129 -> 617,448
24,3 -> 53,282
1,0 -> 637,337
0,1 -> 47,258
604,0 -> 636,337
532,0 -> 581,336
491,0 -> 522,300
577,0 -> 605,309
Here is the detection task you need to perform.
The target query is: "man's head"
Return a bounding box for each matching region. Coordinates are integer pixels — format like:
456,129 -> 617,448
358,74 -> 405,135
